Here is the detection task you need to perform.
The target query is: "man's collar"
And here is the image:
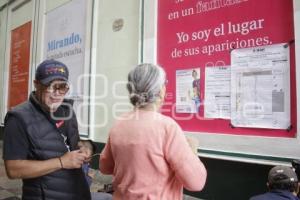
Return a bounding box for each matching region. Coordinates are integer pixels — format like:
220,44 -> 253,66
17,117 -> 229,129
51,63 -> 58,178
29,92 -> 73,120
29,91 -> 49,114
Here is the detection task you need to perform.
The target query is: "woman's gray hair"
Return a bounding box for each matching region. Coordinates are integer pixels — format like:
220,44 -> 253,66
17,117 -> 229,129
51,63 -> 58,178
127,63 -> 166,107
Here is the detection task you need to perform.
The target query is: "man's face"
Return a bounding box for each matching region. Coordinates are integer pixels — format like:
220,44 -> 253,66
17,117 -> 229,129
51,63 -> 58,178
35,80 -> 69,112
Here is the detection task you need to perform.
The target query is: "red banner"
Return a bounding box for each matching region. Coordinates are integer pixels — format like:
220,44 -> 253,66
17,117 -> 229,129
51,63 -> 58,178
157,0 -> 296,137
8,21 -> 32,109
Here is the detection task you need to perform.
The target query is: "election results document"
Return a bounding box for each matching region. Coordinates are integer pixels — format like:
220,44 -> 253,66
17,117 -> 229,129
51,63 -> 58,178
230,43 -> 290,129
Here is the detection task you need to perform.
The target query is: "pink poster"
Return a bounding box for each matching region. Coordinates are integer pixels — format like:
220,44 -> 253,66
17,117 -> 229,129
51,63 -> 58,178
157,0 -> 296,137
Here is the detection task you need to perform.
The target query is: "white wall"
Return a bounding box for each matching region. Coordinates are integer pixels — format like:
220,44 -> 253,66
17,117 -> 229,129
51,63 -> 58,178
45,0 -> 71,12
89,0 -> 141,143
0,0 -> 8,8
0,1 -> 8,125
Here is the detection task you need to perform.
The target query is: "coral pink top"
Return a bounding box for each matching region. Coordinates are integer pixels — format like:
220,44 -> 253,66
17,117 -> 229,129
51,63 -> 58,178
100,110 -> 207,200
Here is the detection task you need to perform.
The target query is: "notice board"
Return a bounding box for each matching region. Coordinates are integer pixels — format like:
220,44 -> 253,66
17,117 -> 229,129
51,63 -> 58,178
8,21 -> 31,110
157,0 -> 296,137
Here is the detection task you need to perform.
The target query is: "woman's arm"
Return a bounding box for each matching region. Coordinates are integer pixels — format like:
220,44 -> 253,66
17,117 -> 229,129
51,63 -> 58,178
99,137 -> 115,174
164,122 -> 207,191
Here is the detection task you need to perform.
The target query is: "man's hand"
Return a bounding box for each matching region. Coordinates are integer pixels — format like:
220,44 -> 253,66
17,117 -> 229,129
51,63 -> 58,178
60,150 -> 88,169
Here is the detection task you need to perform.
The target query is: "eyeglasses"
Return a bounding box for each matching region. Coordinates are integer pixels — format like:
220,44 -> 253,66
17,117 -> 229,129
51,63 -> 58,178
45,82 -> 70,94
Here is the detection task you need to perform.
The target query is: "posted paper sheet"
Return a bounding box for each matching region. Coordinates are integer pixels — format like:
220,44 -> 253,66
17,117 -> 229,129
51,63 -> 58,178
176,68 -> 201,113
205,66 -> 231,119
230,43 -> 290,129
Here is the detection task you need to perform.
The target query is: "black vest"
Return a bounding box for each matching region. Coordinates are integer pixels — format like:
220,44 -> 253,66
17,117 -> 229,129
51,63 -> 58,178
5,95 -> 91,200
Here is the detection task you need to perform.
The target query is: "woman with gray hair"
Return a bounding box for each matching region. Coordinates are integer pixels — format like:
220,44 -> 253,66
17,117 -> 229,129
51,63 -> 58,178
127,63 -> 166,109
100,63 -> 207,200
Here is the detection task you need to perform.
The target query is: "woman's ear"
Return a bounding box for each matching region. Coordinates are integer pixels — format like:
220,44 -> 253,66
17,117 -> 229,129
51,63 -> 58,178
158,85 -> 166,100
154,85 -> 166,109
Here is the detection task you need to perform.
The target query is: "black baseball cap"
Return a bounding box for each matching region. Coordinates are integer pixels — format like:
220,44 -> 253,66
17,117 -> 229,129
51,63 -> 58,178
35,59 -> 69,85
268,165 -> 298,184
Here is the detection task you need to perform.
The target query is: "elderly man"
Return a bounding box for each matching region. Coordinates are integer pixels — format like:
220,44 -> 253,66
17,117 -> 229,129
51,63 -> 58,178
250,165 -> 300,200
2,59 -> 91,200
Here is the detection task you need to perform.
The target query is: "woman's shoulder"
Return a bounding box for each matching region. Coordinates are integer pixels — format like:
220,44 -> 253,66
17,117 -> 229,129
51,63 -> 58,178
147,111 -> 172,122
154,112 -> 182,131
112,110 -> 179,128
